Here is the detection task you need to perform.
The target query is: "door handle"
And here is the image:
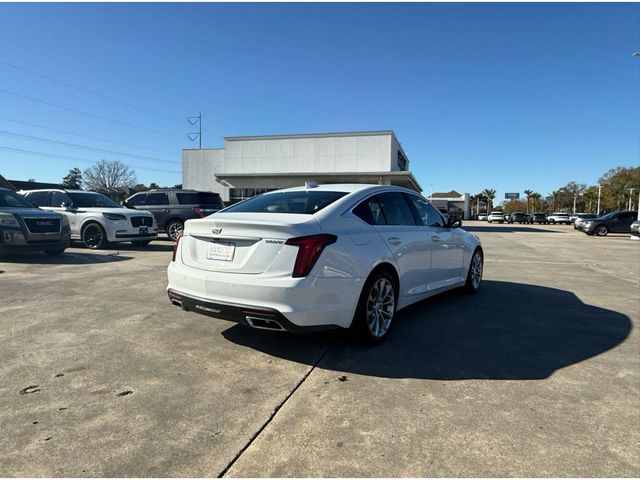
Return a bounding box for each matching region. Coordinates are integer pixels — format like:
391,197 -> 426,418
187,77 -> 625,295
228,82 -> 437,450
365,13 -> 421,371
387,237 -> 402,245
431,235 -> 440,242
162,209 -> 170,213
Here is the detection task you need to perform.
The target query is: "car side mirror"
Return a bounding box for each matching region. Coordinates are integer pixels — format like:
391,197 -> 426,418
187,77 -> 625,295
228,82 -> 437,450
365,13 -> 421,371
61,202 -> 75,211
447,218 -> 462,228
121,200 -> 130,208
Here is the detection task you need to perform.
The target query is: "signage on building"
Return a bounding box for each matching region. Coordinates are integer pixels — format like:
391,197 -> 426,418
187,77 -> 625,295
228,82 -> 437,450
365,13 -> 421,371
505,192 -> 520,199
397,151 -> 408,171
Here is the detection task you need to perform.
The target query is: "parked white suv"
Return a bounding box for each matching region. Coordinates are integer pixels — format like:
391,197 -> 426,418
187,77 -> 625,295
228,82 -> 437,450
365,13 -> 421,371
487,211 -> 505,223
20,189 -> 158,249
547,212 -> 571,225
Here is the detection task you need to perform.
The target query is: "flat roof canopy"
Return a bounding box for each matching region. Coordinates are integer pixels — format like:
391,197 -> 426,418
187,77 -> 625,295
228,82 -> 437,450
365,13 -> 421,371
215,171 -> 422,192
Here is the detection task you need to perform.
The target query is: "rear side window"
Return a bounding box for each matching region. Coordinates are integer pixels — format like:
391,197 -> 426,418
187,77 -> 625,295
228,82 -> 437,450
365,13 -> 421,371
353,196 -> 387,225
225,191 -> 347,214
25,191 -> 49,206
376,192 -> 416,226
127,194 -> 147,206
147,193 -> 169,205
50,191 -> 72,207
176,192 -> 224,208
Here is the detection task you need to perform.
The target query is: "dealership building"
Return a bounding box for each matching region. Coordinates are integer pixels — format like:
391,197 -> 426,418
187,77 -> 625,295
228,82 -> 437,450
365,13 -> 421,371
182,130 -> 422,203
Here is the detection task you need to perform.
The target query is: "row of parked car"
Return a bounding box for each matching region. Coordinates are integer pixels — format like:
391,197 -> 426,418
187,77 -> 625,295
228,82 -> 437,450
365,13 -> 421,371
0,187 -> 225,255
478,210 -> 639,237
479,211 -> 574,224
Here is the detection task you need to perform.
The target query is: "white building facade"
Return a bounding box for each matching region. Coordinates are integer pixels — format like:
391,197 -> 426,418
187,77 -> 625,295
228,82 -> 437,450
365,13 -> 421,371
182,130 -> 421,203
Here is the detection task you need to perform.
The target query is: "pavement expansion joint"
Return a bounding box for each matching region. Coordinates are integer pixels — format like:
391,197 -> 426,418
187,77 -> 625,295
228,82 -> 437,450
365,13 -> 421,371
216,342 -> 333,478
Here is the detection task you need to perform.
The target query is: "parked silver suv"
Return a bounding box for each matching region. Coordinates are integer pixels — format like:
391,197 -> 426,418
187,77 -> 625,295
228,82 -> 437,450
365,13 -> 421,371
20,189 -> 157,249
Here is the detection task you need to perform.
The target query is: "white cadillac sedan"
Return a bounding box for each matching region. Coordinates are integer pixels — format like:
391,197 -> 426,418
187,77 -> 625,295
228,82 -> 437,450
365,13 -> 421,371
167,184 -> 483,342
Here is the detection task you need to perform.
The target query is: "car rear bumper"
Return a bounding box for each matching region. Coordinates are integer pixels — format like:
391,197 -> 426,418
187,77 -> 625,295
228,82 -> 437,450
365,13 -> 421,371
167,289 -> 339,333
167,261 -> 361,330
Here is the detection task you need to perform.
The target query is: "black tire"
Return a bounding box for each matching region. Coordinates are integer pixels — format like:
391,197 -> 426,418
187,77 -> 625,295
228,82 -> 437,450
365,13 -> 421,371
464,249 -> 483,294
166,219 -> 184,241
550,219 -> 555,224
595,225 -> 609,236
81,222 -> 107,249
351,269 -> 398,344
131,240 -> 152,247
43,248 -> 65,255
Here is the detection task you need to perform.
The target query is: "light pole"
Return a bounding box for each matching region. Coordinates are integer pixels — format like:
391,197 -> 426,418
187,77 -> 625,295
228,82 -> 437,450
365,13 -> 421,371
573,194 -> 578,215
596,184 -> 602,215
627,187 -> 636,211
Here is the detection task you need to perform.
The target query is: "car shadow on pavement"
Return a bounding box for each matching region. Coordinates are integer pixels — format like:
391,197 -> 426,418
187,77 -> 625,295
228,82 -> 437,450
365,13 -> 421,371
463,226 -> 560,233
0,251 -> 133,265
222,280 -> 632,380
105,242 -> 174,252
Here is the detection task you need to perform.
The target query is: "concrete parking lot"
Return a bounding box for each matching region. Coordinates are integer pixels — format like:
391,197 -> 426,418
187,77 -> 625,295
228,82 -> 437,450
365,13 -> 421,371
1,223 -> 638,477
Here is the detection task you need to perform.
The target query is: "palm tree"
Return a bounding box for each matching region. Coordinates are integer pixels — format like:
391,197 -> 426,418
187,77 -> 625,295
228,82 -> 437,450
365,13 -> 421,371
549,190 -> 560,213
530,192 -> 542,211
482,188 -> 497,212
524,189 -> 533,213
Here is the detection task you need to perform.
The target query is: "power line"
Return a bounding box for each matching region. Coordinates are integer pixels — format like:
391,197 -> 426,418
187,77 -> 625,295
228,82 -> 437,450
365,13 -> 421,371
0,88 -> 185,140
0,145 -> 181,175
0,55 -> 224,139
0,129 -> 180,165
0,116 -> 176,155
0,58 -> 186,124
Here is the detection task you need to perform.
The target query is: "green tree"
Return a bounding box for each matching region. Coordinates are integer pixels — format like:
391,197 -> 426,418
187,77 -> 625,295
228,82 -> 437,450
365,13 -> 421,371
502,199 -> 528,215
598,167 -> 640,211
523,189 -> 533,213
62,168 -> 83,189
530,192 -> 542,211
482,188 -> 496,212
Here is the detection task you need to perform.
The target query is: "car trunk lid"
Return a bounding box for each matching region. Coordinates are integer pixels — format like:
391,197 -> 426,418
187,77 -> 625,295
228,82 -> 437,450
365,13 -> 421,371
180,212 -> 321,274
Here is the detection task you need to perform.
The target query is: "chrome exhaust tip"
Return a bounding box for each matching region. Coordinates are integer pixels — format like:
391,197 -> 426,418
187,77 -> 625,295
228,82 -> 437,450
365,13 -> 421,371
245,316 -> 285,331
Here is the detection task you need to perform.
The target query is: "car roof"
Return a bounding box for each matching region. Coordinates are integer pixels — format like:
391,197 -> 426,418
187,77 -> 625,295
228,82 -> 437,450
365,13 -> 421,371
19,188 -> 85,193
270,183 -> 420,196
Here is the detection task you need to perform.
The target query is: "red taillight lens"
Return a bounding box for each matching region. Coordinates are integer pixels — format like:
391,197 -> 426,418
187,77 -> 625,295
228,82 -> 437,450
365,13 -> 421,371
285,234 -> 337,278
172,235 -> 181,262
192,207 -> 205,218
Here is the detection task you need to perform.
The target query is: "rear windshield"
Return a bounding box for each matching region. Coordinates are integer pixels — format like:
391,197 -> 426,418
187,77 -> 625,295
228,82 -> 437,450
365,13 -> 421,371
176,192 -> 224,207
224,190 -> 348,214
0,190 -> 36,208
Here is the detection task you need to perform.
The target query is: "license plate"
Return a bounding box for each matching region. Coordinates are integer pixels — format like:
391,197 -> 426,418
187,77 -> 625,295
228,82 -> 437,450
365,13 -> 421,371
206,241 -> 235,261
139,227 -> 148,234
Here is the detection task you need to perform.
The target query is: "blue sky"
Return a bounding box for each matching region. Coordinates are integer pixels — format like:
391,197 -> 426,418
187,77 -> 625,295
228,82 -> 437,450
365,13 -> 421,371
0,3 -> 638,200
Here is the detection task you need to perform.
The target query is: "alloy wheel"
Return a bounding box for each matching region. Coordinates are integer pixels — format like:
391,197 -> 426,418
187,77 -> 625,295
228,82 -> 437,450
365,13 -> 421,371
167,221 -> 183,241
471,252 -> 483,289
83,225 -> 103,249
366,278 -> 395,338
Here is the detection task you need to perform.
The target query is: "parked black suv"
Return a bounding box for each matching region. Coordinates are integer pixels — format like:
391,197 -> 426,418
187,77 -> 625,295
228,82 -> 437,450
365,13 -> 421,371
508,212 -> 528,224
123,189 -> 225,240
0,188 -> 70,255
528,212 -> 547,224
580,210 -> 639,236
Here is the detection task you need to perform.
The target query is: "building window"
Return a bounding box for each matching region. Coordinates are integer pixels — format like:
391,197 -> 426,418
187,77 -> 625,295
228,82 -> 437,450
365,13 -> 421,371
397,151 -> 408,171
229,187 -> 277,204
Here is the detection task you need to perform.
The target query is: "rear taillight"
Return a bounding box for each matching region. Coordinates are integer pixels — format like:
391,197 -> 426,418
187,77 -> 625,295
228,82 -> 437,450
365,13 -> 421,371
285,234 -> 337,278
192,207 -> 205,218
172,235 -> 181,262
